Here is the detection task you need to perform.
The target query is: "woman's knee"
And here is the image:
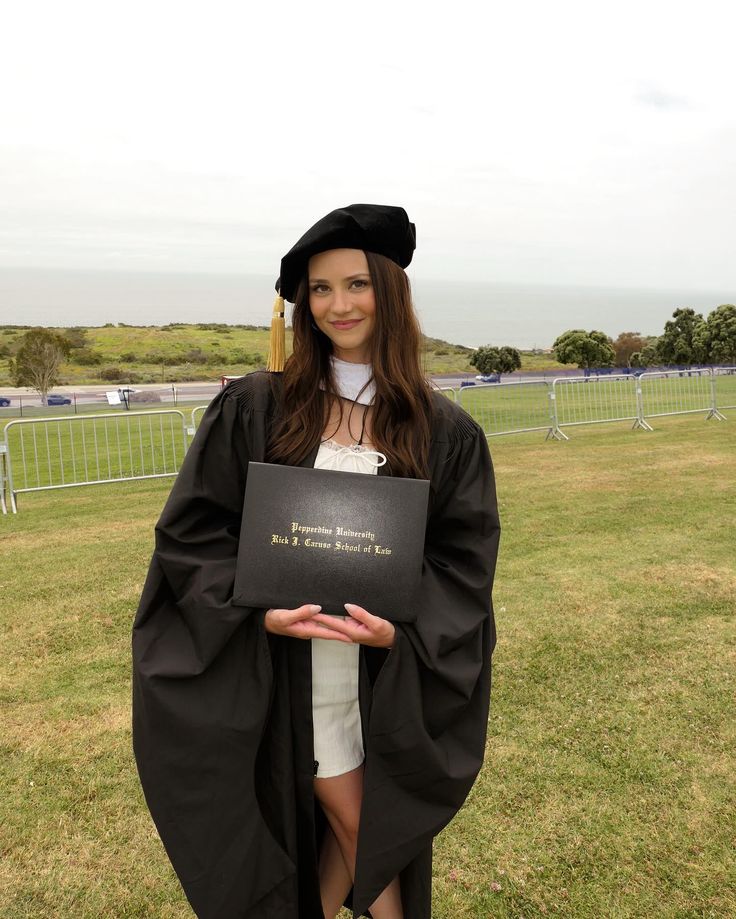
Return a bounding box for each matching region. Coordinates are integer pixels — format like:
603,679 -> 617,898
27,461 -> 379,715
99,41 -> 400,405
317,791 -> 361,841
329,802 -> 361,844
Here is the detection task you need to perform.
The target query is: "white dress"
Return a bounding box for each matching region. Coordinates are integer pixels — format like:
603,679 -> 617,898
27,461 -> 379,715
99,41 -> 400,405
310,438 -> 382,778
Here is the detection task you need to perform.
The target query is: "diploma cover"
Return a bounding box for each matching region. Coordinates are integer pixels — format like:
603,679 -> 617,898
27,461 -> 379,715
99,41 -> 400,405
233,462 -> 430,621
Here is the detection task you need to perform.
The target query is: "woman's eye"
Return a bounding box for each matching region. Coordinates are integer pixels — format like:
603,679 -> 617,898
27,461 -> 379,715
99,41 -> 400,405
350,279 -> 369,290
311,284 -> 329,294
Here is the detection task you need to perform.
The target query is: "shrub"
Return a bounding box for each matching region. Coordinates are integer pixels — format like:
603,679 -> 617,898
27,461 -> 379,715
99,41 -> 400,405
100,366 -> 125,381
144,353 -> 181,366
63,329 -> 87,349
167,369 -> 202,382
183,348 -> 208,364
229,351 -> 264,366
70,348 -> 103,366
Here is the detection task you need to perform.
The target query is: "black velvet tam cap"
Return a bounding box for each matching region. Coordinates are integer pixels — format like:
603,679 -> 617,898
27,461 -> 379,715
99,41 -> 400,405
277,203 -> 416,302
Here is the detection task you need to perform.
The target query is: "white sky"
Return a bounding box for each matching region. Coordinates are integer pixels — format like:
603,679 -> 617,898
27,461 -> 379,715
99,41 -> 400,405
2,0 -> 735,289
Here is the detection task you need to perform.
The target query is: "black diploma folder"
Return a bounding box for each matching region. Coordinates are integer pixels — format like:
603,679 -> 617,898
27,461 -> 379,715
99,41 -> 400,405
233,462 -> 430,622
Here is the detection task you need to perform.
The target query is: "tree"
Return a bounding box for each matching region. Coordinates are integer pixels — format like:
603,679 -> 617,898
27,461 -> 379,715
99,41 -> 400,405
703,304 -> 736,365
470,345 -> 522,376
9,329 -> 71,403
552,329 -> 615,369
639,338 -> 659,367
612,331 -> 648,367
63,328 -> 87,349
655,308 -> 708,366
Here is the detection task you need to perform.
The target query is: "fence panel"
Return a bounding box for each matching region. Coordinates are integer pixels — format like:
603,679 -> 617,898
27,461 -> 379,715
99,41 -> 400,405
551,375 -> 639,435
459,381 -> 553,437
638,369 -> 720,422
0,444 -> 7,515
3,410 -> 188,513
714,367 -> 736,411
190,405 -> 209,433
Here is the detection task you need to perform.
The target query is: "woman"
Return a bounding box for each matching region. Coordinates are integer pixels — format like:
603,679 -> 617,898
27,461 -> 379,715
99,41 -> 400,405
133,204 -> 501,919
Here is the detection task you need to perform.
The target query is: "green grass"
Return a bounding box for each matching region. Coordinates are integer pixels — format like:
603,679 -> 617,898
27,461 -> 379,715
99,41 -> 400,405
1,416 -> 735,917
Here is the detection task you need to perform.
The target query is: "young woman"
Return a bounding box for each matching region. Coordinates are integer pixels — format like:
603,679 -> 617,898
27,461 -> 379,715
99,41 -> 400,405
133,204 -> 501,919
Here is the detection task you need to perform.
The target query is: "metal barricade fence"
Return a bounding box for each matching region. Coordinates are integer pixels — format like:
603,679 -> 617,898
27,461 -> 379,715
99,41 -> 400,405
0,443 -> 7,515
2,410 -> 188,513
713,367 -> 736,411
190,405 -> 209,433
637,369 -> 723,424
3,369 -> 732,514
549,375 -> 641,439
458,380 -> 553,438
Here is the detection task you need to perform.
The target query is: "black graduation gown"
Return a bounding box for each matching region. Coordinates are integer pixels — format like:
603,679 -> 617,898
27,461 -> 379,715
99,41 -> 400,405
132,371 -> 500,919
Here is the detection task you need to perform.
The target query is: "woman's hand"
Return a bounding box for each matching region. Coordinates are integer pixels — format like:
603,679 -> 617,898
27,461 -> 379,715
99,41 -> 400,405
264,605 -> 354,643
312,603 -> 395,649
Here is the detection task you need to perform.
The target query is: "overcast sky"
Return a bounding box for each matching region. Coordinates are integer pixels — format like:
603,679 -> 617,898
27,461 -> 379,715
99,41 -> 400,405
2,0 -> 735,291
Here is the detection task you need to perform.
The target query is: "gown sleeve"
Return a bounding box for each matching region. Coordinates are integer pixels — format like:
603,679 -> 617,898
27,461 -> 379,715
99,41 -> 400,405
132,382 -> 295,917
403,414 -> 500,714
133,384 -> 254,676
353,412 -> 500,915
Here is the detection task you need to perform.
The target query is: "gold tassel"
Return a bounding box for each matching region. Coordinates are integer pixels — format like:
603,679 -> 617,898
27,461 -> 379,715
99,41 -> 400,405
266,294 -> 286,372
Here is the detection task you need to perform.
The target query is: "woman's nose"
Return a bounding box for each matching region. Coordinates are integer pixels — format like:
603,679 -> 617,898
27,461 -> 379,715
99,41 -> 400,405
331,289 -> 352,314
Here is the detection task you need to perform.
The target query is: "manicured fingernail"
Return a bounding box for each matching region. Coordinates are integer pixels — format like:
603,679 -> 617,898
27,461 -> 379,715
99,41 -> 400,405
310,605 -> 322,613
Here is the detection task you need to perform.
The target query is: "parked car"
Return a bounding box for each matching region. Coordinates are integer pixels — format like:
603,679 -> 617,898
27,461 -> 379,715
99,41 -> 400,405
46,394 -> 72,405
0,396 -> 10,407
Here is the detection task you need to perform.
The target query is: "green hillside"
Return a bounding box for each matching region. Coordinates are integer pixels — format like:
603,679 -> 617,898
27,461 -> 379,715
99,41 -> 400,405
0,324 -> 567,386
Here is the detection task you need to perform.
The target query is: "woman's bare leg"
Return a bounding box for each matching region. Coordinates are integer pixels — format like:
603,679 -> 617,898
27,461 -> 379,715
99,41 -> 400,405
369,876 -> 403,918
314,765 -> 363,880
314,764 -> 403,919
318,821 -> 353,919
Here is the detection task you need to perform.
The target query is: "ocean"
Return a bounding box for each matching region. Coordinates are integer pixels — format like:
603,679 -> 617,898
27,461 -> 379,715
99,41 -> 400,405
1,267 -> 732,349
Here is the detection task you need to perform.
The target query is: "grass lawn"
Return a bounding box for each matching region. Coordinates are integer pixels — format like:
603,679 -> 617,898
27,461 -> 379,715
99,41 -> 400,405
1,415 -> 734,917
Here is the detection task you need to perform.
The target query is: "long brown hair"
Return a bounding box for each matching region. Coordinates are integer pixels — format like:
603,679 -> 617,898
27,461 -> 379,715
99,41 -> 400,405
267,251 -> 433,478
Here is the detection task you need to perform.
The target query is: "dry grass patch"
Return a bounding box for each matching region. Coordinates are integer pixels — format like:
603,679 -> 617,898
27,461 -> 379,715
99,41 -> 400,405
646,561 -> 736,593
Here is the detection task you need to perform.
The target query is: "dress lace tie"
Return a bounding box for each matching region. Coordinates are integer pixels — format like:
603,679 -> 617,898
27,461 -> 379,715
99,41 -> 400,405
318,441 -> 387,474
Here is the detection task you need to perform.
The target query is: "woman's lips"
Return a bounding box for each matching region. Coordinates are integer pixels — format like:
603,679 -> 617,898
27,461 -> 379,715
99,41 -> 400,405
330,319 -> 363,330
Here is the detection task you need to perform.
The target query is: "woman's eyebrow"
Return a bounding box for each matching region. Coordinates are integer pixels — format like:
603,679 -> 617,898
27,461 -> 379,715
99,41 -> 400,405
309,273 -> 370,283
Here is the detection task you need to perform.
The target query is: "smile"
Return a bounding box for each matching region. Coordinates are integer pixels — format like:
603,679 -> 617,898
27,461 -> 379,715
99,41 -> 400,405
330,320 -> 363,330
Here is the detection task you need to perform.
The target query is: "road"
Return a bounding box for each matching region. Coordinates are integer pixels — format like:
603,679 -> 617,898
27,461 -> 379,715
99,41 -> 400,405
0,372 -> 560,409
